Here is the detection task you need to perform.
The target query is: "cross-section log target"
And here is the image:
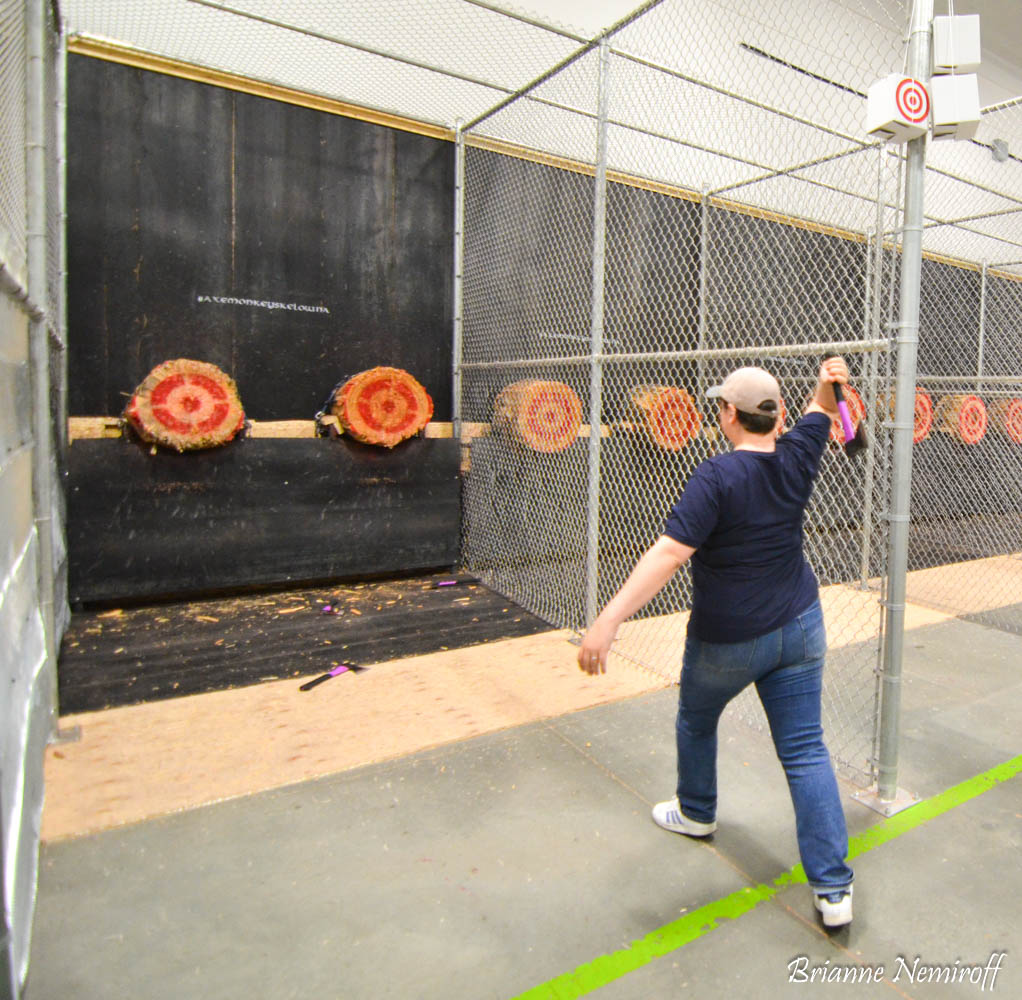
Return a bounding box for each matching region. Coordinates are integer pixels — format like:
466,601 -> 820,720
125,359 -> 245,451
989,398 -> 1022,444
329,367 -> 434,448
879,389 -> 933,443
630,385 -> 702,451
935,394 -> 987,445
493,380 -> 582,453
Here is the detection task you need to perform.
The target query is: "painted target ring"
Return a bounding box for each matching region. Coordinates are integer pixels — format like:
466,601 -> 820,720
937,394 -> 987,445
880,389 -> 933,444
912,390 -> 933,443
991,398 -> 1022,444
125,359 -> 245,451
895,77 -> 930,123
956,395 -> 987,444
494,380 -> 582,453
633,386 -> 701,451
331,367 -> 433,448
829,386 -> 866,444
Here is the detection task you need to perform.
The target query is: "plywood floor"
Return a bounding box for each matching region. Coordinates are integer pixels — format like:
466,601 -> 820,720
43,628 -> 668,841
46,557 -> 1018,845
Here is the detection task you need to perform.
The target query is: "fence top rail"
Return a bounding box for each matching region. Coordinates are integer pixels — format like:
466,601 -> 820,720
459,338 -> 890,371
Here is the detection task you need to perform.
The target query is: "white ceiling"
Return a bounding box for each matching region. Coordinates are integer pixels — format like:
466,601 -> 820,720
63,0 -> 1022,271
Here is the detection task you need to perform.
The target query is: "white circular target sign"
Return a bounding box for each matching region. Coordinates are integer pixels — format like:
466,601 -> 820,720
895,78 -> 930,123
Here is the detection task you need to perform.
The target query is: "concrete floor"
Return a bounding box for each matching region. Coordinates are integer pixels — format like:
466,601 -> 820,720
26,614 -> 1022,999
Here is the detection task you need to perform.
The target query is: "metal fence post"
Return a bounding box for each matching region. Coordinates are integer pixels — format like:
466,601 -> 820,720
696,185 -> 710,401
977,260 -> 987,393
873,0 -> 933,811
452,122 -> 465,442
585,40 -> 610,626
28,0 -> 57,714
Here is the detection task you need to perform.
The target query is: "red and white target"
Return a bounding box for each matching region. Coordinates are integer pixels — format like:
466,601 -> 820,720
895,77 -> 930,124
829,386 -> 866,444
126,359 -> 245,451
331,367 -> 433,448
912,390 -> 933,443
632,386 -> 701,451
936,394 -> 987,445
880,389 -> 933,444
494,380 -> 582,453
991,398 -> 1022,444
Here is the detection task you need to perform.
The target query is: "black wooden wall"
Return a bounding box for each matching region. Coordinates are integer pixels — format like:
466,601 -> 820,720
67,55 -> 454,420
66,57 -> 459,602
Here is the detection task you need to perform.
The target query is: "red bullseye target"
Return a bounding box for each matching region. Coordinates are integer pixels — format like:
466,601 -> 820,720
912,390 -> 934,443
991,398 -> 1022,444
936,394 -> 986,445
331,367 -> 433,448
895,77 -> 930,123
631,385 -> 701,451
126,359 -> 245,451
494,380 -> 582,453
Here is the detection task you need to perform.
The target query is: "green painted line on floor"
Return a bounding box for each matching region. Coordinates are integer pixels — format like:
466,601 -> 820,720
510,752 -> 1022,1000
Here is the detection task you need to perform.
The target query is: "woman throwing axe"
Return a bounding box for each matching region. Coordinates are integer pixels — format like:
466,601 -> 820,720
578,356 -> 855,928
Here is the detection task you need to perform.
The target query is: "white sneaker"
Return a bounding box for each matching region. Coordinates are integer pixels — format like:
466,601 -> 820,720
651,798 -> 716,837
814,886 -> 853,927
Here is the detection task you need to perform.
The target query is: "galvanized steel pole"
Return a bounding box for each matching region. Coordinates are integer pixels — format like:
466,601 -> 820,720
876,0 -> 933,804
27,0 -> 58,716
585,40 -> 611,626
452,122 -> 465,442
977,260 -> 987,393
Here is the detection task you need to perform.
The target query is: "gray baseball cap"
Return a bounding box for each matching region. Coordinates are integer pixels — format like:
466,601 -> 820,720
705,366 -> 781,416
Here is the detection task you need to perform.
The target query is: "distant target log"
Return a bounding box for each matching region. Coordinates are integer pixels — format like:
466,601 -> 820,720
125,359 -> 245,451
989,398 -> 1022,444
493,380 -> 582,453
879,389 -> 933,443
935,394 -> 987,445
630,385 -> 702,451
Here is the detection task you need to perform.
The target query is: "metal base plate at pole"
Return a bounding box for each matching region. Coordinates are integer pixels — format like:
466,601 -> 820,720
852,785 -> 920,817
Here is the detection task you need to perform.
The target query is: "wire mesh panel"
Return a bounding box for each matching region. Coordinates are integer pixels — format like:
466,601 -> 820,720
904,92 -> 1022,635
460,0 -> 915,786
0,0 -> 28,278
57,0 -> 1022,788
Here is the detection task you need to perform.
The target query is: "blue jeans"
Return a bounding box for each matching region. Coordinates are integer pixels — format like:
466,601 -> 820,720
675,600 -> 853,892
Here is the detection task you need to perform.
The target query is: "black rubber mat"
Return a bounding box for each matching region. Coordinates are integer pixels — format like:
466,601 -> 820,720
57,574 -> 552,714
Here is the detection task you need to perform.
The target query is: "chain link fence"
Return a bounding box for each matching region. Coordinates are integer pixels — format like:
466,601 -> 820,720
0,0 -> 28,279
905,98 -> 1022,635
459,0 -> 918,786
49,0 -> 1022,783
1,0 -> 66,989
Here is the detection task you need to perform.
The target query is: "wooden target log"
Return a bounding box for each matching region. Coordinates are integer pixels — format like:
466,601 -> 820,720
934,394 -> 987,445
989,398 -> 1022,444
878,389 -> 933,443
329,367 -> 433,448
125,359 -> 245,452
829,385 -> 865,444
493,380 -> 582,453
630,385 -> 702,451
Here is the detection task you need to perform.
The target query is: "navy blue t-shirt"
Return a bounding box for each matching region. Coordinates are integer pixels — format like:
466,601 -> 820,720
663,411 -> 831,643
